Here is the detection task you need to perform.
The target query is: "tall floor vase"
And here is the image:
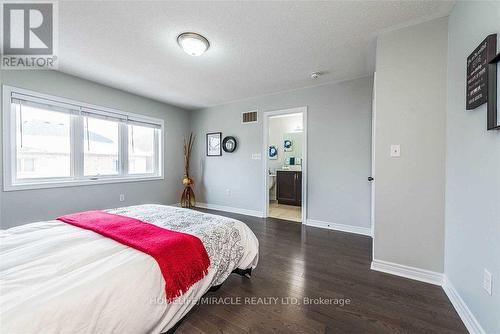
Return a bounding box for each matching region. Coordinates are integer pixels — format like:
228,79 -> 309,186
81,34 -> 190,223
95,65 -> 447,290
181,180 -> 195,208
181,133 -> 195,208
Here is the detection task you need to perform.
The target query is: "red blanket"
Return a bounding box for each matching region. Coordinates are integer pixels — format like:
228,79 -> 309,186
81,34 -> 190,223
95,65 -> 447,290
57,210 -> 210,302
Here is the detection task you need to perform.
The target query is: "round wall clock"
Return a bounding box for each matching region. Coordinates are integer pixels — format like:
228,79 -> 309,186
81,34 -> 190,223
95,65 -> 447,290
222,136 -> 237,153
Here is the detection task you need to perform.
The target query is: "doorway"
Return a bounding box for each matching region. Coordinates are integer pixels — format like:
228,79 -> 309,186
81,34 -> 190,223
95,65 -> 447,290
263,107 -> 307,223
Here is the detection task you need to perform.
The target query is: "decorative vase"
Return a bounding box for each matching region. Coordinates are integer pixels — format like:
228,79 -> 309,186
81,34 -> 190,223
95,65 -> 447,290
181,133 -> 196,208
181,175 -> 195,208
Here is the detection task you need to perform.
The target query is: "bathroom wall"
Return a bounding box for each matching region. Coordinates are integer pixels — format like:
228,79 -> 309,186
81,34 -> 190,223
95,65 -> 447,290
268,113 -> 303,172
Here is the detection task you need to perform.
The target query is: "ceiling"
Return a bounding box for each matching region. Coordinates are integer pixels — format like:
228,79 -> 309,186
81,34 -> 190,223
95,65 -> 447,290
58,1 -> 455,110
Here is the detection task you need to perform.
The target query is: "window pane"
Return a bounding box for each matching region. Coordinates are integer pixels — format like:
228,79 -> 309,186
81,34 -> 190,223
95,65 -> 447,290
128,125 -> 155,174
15,103 -> 71,179
84,117 -> 119,176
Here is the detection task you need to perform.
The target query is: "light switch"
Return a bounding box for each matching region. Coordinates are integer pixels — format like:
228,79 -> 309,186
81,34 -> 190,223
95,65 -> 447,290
484,269 -> 492,295
390,145 -> 401,157
251,153 -> 261,160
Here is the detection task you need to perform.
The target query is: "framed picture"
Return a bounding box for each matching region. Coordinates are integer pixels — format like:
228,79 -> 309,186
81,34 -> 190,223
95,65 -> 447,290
206,132 -> 222,156
269,145 -> 278,159
466,34 -> 496,110
283,139 -> 293,152
488,52 -> 500,130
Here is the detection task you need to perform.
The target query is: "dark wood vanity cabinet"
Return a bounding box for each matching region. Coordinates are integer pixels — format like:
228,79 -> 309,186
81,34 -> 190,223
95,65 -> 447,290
276,171 -> 302,206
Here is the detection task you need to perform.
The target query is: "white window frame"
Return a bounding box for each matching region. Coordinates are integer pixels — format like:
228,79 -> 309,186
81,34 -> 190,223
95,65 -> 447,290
2,85 -> 164,191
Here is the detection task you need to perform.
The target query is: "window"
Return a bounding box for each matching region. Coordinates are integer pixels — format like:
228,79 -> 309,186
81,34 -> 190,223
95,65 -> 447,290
3,86 -> 164,191
84,116 -> 120,176
18,158 -> 35,173
128,124 -> 155,174
15,102 -> 71,179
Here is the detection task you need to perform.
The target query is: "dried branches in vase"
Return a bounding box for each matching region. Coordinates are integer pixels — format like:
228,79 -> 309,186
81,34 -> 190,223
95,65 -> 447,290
181,133 -> 196,208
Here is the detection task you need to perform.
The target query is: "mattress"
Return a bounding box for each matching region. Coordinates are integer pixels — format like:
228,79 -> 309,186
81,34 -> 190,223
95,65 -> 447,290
0,204 -> 259,333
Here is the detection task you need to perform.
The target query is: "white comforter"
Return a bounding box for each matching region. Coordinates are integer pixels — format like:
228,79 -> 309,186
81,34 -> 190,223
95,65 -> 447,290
0,205 -> 259,333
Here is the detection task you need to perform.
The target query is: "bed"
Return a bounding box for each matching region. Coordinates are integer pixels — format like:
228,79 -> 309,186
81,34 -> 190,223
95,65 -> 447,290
0,204 -> 259,333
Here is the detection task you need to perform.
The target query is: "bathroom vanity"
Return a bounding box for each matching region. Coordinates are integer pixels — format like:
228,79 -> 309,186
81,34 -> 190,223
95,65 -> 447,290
276,170 -> 302,206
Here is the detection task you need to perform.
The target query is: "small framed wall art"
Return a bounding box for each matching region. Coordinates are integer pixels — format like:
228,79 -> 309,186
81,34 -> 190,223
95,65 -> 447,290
466,34 -> 497,110
488,52 -> 500,130
206,132 -> 222,156
269,145 -> 278,159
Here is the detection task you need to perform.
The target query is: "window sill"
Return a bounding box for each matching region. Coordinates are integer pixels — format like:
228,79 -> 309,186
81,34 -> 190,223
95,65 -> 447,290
3,175 -> 164,192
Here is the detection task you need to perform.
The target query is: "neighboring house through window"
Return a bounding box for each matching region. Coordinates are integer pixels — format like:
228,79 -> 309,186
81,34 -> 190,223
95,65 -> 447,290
2,85 -> 164,191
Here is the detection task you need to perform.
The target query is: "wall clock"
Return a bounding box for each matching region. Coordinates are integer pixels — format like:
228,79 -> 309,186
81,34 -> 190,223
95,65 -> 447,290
222,136 -> 237,153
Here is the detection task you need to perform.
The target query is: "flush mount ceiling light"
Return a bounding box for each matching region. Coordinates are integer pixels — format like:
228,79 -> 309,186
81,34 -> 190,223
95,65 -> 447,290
310,72 -> 322,79
177,32 -> 210,56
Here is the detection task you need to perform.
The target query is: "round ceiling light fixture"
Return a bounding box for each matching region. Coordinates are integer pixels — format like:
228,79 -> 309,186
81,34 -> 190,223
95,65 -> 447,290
177,32 -> 210,56
310,72 -> 321,79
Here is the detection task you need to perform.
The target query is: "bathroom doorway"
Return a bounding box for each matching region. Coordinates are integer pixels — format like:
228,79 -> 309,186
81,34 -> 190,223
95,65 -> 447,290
263,107 -> 307,223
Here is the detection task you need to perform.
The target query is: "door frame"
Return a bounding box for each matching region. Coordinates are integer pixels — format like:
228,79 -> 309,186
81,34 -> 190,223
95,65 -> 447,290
262,106 -> 308,224
371,72 -> 376,245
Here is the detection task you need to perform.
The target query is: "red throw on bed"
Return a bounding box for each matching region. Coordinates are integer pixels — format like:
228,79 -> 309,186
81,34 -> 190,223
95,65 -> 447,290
57,210 -> 210,302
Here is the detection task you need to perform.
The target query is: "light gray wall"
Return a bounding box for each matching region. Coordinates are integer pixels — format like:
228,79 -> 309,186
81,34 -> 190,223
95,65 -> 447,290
373,17 -> 448,272
445,2 -> 500,332
0,70 -> 190,228
190,76 -> 373,228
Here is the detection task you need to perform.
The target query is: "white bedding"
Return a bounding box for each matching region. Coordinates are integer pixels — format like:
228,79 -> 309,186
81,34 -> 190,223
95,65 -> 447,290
0,205 -> 259,333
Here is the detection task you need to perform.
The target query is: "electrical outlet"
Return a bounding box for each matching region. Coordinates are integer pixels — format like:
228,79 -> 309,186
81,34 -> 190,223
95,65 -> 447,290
483,269 -> 492,295
226,189 -> 231,196
119,194 -> 125,202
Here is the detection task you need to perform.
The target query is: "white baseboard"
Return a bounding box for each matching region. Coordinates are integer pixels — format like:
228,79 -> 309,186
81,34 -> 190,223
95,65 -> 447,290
370,259 -> 443,286
442,276 -> 485,334
371,260 -> 486,333
195,203 -> 264,218
306,219 -> 372,237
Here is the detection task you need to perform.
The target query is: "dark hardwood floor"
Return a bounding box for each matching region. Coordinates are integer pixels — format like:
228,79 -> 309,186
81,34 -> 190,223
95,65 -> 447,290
176,209 -> 466,334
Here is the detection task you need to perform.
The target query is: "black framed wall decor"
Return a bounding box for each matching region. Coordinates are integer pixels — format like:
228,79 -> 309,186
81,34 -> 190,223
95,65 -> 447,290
466,34 -> 497,110
488,52 -> 500,130
206,132 -> 222,156
222,136 -> 237,153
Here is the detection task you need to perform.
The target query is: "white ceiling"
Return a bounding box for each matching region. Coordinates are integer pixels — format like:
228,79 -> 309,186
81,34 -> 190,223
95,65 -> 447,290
58,1 -> 454,110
